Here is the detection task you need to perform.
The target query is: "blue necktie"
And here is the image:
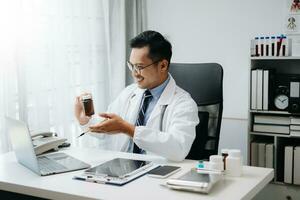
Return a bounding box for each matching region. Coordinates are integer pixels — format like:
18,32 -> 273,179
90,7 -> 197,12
133,90 -> 153,153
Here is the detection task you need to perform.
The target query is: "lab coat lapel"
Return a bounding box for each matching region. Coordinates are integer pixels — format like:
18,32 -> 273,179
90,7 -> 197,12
127,87 -> 145,124
147,75 -> 176,124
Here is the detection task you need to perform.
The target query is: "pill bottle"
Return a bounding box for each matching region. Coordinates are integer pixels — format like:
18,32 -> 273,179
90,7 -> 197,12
226,149 -> 242,177
82,94 -> 95,116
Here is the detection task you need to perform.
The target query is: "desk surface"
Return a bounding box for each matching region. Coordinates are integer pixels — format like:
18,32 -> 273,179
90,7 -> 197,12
0,147 -> 273,200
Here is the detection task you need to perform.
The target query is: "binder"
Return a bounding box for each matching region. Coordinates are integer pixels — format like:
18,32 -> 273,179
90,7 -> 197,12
251,70 -> 257,110
253,124 -> 289,134
258,143 -> 266,167
293,147 -> 300,185
251,142 -> 259,166
265,144 -> 274,168
254,115 -> 290,125
290,125 -> 300,131
284,146 -> 294,184
290,117 -> 300,125
290,130 -> 300,137
257,69 -> 263,110
263,70 -> 269,110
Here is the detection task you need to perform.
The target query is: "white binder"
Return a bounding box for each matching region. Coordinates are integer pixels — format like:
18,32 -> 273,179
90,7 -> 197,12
251,70 -> 257,110
284,146 -> 294,184
293,147 -> 300,185
263,70 -> 269,110
257,69 -> 263,110
265,144 -> 274,168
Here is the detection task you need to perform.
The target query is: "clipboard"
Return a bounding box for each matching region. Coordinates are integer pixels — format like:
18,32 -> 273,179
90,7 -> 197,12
73,158 -> 158,186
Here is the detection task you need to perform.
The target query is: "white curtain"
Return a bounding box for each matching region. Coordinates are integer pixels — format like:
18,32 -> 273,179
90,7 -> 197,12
0,0 -> 126,154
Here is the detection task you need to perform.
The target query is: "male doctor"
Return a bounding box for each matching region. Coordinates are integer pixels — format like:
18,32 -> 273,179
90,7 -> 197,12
75,30 -> 199,161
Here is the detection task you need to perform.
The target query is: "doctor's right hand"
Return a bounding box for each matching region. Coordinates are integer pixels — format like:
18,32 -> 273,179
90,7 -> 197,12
74,94 -> 91,125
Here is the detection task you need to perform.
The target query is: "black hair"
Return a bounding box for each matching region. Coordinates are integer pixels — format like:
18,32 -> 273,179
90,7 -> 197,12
130,30 -> 172,67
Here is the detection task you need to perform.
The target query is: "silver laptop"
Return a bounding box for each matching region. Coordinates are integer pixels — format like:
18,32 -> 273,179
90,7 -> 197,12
5,117 -> 91,176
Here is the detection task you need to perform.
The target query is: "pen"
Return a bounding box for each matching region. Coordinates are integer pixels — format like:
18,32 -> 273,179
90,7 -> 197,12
77,130 -> 90,138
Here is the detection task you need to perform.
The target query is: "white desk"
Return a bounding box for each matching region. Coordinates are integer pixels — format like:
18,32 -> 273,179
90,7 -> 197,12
0,147 -> 273,200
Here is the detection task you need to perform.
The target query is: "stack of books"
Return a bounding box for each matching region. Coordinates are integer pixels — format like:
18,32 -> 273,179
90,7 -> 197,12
290,117 -> 300,137
253,115 -> 290,135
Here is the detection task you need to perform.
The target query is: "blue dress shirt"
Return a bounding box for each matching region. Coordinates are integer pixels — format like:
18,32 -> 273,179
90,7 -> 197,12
142,75 -> 170,125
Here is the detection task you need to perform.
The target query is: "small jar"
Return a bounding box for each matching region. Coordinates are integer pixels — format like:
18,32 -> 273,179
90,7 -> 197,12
209,155 -> 224,171
82,94 -> 95,117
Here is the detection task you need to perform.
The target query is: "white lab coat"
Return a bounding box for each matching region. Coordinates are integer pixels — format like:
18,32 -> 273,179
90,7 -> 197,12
83,75 -> 199,161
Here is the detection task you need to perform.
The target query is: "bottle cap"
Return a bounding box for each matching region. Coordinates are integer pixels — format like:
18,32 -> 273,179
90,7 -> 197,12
209,155 -> 223,163
82,94 -> 92,100
228,149 -> 241,157
221,149 -> 229,154
260,37 -> 265,39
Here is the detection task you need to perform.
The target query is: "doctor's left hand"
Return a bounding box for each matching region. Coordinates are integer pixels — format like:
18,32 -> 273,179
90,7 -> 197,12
89,113 -> 135,137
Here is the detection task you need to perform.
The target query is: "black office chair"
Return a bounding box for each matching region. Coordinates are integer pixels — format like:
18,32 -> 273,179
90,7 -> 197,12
169,63 -> 223,160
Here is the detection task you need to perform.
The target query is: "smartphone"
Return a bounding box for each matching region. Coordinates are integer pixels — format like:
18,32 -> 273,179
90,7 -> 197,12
147,165 -> 181,178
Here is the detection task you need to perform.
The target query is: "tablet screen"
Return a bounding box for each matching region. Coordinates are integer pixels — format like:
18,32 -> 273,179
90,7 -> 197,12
85,158 -> 151,177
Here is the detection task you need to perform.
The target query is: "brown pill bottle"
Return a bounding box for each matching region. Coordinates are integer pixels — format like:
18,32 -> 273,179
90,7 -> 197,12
82,94 -> 95,116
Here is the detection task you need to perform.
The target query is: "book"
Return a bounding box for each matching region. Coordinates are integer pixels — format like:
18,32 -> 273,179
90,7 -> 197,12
263,70 -> 269,110
284,146 -> 294,184
290,125 -> 300,131
258,143 -> 266,167
290,117 -> 300,125
251,70 -> 257,110
265,144 -> 274,168
257,69 -> 263,110
251,142 -> 259,167
253,124 -> 290,134
290,130 -> 300,137
293,147 -> 300,185
254,115 -> 290,125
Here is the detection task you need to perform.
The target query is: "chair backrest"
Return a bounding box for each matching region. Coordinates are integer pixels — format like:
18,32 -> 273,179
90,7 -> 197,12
169,63 -> 223,160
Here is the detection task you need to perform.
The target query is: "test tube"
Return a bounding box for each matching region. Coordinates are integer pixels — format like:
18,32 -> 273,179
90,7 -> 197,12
260,36 -> 265,57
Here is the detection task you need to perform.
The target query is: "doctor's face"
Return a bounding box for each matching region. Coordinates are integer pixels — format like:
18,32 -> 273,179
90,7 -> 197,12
129,46 -> 168,89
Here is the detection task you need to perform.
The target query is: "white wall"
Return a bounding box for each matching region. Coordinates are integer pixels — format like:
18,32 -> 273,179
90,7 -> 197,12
146,0 -> 285,119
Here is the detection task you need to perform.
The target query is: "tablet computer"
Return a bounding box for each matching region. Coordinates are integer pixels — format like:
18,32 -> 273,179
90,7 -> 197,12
74,158 -> 157,186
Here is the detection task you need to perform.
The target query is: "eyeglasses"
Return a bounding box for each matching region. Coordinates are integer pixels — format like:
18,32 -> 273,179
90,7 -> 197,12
127,60 -> 160,74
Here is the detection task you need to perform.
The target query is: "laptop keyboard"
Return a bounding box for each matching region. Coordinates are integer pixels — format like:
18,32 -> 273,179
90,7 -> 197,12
38,156 -> 67,174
